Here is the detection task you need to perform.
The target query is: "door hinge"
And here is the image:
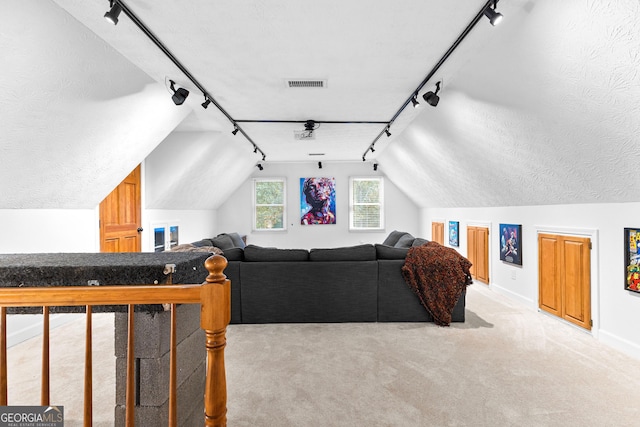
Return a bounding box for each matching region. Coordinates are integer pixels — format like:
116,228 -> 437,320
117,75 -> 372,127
589,242 -> 592,250
590,319 -> 593,326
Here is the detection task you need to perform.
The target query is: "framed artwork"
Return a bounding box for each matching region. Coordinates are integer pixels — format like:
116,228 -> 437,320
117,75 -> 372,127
449,221 -> 459,247
300,177 -> 336,225
624,228 -> 640,293
499,223 -> 522,265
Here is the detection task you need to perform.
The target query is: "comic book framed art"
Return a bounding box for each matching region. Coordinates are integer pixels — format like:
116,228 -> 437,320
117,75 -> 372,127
624,228 -> 640,293
499,223 -> 522,265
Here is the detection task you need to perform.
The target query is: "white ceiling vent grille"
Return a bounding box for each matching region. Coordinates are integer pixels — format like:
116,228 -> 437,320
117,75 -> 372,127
286,79 -> 327,88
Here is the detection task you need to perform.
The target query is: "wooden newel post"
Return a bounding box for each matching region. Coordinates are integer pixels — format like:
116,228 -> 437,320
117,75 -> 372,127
201,254 -> 231,427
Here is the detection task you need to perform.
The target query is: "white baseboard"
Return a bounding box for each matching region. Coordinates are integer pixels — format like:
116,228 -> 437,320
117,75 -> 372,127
489,282 -> 536,309
598,329 -> 640,361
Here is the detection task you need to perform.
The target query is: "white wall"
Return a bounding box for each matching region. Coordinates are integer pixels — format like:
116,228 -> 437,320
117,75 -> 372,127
216,162 -> 420,249
0,209 -> 98,253
423,202 -> 640,360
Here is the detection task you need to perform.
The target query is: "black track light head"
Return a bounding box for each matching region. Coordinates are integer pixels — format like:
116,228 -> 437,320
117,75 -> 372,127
262,154 -> 266,161
232,125 -> 239,135
370,146 -> 375,153
362,156 -> 366,162
385,128 -> 391,137
169,80 -> 189,105
104,1 -> 122,25
411,95 -> 420,108
253,145 -> 258,153
257,163 -> 263,171
423,81 -> 441,107
484,1 -> 503,26
201,97 -> 211,109
373,163 -> 378,171
318,162 -> 322,169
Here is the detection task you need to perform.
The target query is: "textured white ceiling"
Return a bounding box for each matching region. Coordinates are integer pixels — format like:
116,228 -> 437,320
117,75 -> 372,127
2,0 -> 639,210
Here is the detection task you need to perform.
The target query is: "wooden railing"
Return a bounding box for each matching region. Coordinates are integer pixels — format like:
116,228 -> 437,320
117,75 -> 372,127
0,254 -> 230,427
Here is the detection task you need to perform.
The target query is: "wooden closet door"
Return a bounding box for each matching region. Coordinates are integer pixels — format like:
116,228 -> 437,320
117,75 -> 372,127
432,222 -> 444,245
538,233 -> 591,330
468,226 -> 489,284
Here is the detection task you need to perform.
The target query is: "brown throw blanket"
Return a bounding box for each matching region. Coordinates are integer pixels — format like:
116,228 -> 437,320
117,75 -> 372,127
401,241 -> 473,326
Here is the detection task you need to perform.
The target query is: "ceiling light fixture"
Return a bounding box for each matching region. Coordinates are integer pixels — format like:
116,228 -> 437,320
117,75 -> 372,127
318,162 -> 322,169
423,81 -> 441,107
373,163 -> 378,171
370,146 -> 375,153
169,80 -> 189,105
262,154 -> 266,161
256,163 -> 263,171
253,145 -> 258,153
104,1 -> 122,25
232,125 -> 239,135
201,97 -> 211,109
484,0 -> 503,26
385,128 -> 391,137
411,95 -> 420,108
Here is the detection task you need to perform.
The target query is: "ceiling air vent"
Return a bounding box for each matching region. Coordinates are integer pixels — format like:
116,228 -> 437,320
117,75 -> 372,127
286,79 -> 327,88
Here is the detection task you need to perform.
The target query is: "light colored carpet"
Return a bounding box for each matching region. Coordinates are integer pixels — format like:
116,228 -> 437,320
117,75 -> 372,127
225,285 -> 640,427
6,284 -> 640,426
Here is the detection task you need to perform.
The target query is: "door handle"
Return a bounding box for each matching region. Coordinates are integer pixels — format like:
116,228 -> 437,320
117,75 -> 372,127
137,227 -> 144,233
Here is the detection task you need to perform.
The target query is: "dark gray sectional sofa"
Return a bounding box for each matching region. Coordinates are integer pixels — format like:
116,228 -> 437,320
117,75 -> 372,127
192,232 -> 466,324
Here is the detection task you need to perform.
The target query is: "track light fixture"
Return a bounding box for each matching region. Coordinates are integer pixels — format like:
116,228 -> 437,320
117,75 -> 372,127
411,95 -> 420,108
104,1 -> 122,25
201,97 -> 211,109
423,81 -> 441,107
385,128 -> 391,137
262,154 -> 266,161
169,80 -> 189,105
253,145 -> 258,153
256,163 -> 263,171
484,0 -> 503,26
373,163 -> 378,171
318,162 -> 323,169
370,146 -> 375,153
232,125 -> 239,135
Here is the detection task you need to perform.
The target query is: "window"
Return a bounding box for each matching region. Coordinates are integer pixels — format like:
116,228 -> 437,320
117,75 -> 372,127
349,177 -> 384,230
253,178 -> 286,231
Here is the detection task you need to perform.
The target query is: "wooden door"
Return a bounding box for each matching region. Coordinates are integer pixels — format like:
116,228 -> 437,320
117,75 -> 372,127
468,226 -> 489,284
538,233 -> 591,330
99,165 -> 142,252
432,222 -> 444,245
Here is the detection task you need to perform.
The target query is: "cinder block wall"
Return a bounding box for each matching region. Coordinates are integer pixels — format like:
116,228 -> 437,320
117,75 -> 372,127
114,304 -> 205,426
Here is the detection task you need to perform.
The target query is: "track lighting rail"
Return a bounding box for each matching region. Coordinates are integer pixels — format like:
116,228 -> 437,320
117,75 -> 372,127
362,0 -> 499,161
111,0 -> 266,160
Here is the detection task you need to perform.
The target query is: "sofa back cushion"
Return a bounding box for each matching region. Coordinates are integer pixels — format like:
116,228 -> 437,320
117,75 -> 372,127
309,244 -> 376,261
243,245 -> 309,262
382,230 -> 407,246
375,244 -> 409,260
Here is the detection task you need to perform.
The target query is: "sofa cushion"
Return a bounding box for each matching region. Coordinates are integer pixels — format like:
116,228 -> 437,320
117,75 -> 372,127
412,237 -> 429,247
375,244 -> 409,260
382,230 -> 408,246
394,233 -> 415,248
243,245 -> 309,262
309,244 -> 376,261
222,247 -> 244,261
191,239 -> 215,247
211,234 -> 235,250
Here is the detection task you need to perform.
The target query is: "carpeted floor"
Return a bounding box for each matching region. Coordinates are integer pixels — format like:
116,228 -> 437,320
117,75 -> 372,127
6,284 -> 640,426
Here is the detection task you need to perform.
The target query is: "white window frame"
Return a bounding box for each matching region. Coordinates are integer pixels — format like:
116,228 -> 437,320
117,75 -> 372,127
349,176 -> 384,231
253,178 -> 287,231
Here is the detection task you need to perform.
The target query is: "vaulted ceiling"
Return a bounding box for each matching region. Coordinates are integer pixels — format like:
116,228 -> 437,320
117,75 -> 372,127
2,0 -> 639,210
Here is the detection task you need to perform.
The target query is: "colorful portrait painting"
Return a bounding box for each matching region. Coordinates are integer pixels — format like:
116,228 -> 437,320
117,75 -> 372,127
300,177 -> 336,225
624,228 -> 640,293
499,223 -> 522,265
